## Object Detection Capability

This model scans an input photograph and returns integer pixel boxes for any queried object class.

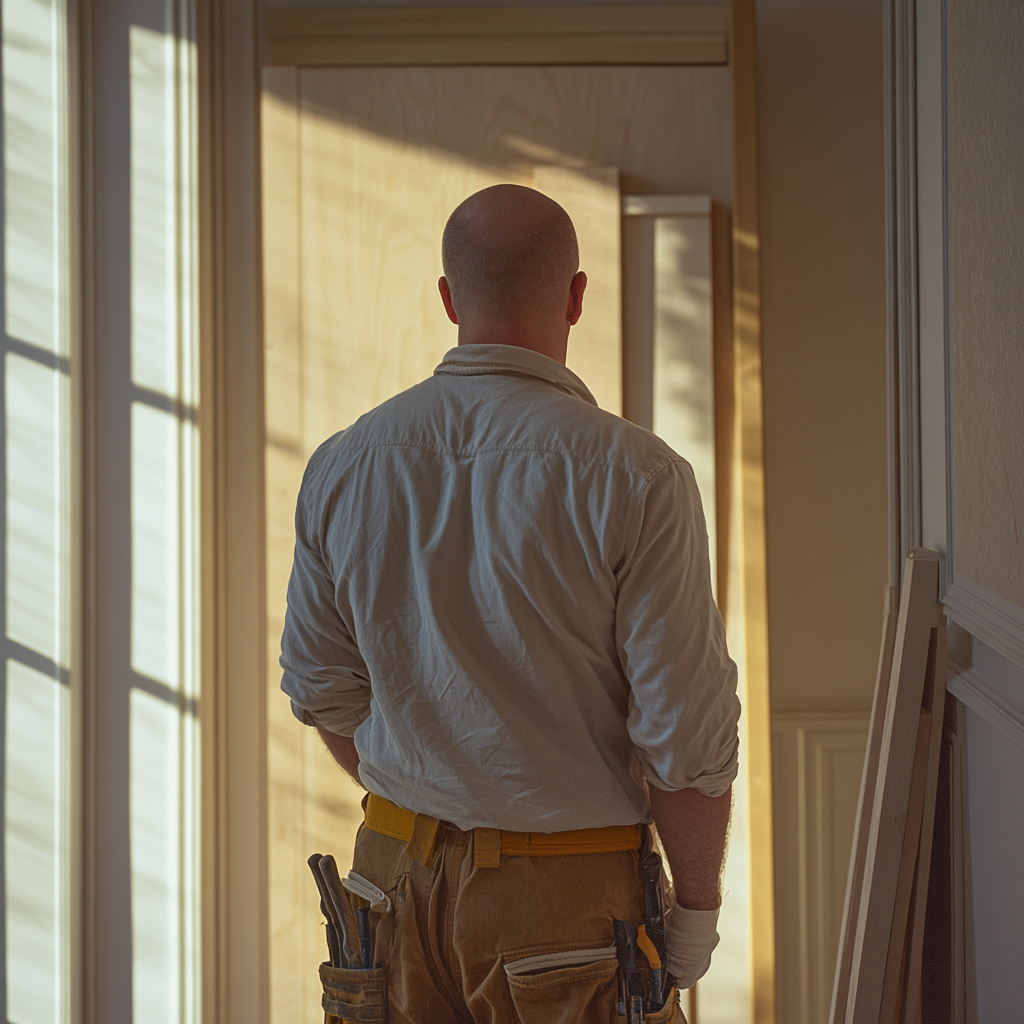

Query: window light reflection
[128,20,200,1024]
[3,0,71,1020]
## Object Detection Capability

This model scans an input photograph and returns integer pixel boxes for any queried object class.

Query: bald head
[441,184,579,320]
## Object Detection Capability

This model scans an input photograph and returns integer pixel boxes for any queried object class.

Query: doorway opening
[258,15,772,1020]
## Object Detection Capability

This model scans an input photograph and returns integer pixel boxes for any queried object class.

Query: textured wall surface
[756,0,889,710]
[948,0,1024,611]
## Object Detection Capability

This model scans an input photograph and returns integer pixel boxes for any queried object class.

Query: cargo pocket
[320,962,388,1023]
[504,948,620,1024]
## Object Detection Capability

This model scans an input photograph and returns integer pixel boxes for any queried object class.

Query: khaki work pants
[321,819,685,1024]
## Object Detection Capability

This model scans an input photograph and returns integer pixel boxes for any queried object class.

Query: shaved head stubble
[441,184,580,321]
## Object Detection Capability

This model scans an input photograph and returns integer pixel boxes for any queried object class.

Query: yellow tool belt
[364,792,642,868]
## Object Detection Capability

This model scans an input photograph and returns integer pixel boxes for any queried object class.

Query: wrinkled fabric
[281,344,740,832]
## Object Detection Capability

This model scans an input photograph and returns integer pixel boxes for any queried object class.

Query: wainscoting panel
[772,710,870,1024]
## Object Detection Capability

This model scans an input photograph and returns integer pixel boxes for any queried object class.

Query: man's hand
[317,727,364,788]
[648,784,732,989]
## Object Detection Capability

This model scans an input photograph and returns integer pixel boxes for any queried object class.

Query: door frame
[200,4,775,1021]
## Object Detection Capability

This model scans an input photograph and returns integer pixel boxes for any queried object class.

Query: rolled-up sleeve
[280,459,372,736]
[615,460,740,797]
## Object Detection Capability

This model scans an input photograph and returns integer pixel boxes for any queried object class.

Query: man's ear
[567,271,587,326]
[438,276,459,325]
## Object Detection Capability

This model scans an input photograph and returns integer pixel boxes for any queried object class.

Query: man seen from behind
[281,183,740,1024]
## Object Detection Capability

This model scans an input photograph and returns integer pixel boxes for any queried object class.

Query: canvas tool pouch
[319,962,388,1024]
[613,986,687,1024]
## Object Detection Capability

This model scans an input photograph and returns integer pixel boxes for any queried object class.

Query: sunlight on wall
[652,216,716,590]
[2,0,71,1020]
[128,19,200,1024]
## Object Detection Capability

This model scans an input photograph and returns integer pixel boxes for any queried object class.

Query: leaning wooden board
[830,584,898,1022]
[900,625,947,1024]
[835,548,945,1024]
[876,632,943,1024]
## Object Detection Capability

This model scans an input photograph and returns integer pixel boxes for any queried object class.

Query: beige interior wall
[756,3,888,1020]
[755,0,889,712]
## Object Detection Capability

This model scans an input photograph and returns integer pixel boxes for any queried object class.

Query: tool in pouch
[614,918,647,1023]
[310,855,390,1024]
[639,848,669,1012]
[308,854,391,968]
[319,855,363,968]
[307,853,345,968]
[612,844,672,1023]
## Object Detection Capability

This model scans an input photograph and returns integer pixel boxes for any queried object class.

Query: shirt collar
[434,344,598,407]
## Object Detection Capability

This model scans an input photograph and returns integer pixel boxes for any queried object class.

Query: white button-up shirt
[281,344,739,832]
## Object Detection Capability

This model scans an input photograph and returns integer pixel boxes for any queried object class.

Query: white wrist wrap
[663,903,721,991]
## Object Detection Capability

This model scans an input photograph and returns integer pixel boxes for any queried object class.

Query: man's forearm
[648,784,732,910]
[317,727,364,788]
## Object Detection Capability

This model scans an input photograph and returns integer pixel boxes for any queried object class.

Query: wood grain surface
[278,65,732,201]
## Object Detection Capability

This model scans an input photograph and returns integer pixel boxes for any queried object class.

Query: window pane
[128,18,200,1024]
[2,0,70,1020]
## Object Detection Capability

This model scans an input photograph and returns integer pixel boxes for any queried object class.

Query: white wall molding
[772,708,871,1024]
[947,658,1024,752]
[945,579,1024,674]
